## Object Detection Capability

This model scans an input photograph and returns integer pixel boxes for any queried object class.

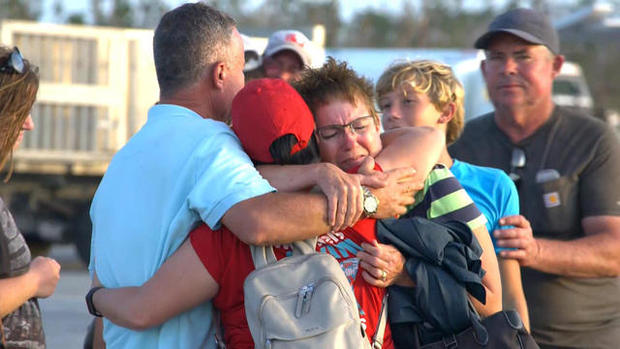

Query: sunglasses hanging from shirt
[509,147,526,188]
[509,117,562,190]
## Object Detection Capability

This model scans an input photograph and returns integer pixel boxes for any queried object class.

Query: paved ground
[39,244,92,349]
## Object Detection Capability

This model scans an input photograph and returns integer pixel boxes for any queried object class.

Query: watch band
[85,286,105,317]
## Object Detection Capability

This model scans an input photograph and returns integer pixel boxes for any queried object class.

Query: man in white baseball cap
[262,30,315,82]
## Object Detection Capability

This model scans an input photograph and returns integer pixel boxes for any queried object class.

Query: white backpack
[243,238,387,349]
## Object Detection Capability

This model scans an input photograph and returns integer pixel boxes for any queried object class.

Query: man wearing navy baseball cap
[451,8,620,349]
[474,8,560,54]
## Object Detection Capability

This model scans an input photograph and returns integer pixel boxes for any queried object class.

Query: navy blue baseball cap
[475,8,560,54]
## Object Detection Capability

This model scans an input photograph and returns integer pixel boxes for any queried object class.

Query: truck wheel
[73,208,92,267]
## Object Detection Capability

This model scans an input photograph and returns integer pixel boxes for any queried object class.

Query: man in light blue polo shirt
[90,102,273,348]
[88,4,418,349]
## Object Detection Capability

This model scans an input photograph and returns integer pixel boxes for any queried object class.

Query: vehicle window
[553,79,582,96]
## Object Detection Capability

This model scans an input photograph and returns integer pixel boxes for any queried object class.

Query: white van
[552,61,593,111]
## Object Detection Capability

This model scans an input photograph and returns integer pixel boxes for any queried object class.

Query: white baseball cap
[241,33,263,72]
[263,30,313,67]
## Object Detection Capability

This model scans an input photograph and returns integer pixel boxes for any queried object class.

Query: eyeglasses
[316,116,375,140]
[509,147,526,188]
[0,47,25,75]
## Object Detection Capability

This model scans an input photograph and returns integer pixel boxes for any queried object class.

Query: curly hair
[292,57,379,125]
[0,46,39,181]
[376,60,465,144]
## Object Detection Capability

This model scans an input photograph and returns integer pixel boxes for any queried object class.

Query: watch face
[364,197,378,213]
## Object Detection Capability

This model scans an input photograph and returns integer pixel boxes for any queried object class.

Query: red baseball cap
[231,78,315,163]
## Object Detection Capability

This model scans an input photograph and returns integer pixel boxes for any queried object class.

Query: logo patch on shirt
[543,192,561,208]
[340,258,359,285]
[317,231,345,246]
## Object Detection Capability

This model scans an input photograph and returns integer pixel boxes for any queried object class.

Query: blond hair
[0,46,39,181]
[376,60,464,144]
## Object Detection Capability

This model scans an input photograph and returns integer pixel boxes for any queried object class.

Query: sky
[40,0,516,24]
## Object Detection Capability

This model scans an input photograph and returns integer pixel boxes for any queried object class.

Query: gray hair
[153,2,236,98]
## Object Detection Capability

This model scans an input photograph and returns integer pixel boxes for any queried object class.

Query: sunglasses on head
[0,47,25,75]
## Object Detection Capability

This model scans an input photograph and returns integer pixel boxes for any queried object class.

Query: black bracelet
[85,286,105,317]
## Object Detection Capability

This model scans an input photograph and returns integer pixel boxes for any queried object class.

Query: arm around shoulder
[222,192,332,245]
[92,240,218,330]
[378,126,444,178]
[257,163,324,192]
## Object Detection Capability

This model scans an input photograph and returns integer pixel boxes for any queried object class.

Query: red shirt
[316,219,392,345]
[190,219,393,349]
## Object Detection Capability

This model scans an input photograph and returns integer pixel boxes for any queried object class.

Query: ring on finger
[380,269,387,281]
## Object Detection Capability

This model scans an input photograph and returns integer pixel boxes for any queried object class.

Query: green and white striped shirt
[407,164,487,230]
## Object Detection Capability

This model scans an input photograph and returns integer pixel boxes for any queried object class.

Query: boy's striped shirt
[406,164,487,230]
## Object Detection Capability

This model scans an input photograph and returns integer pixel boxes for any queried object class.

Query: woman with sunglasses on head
[0,45,61,348]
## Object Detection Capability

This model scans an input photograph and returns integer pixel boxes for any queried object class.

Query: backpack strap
[372,293,389,349]
[249,238,317,269]
[213,309,227,349]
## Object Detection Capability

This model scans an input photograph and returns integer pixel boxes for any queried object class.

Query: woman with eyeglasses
[0,45,61,348]
[87,61,497,348]
[293,58,502,322]
[87,78,443,349]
